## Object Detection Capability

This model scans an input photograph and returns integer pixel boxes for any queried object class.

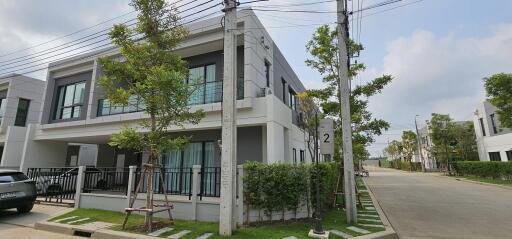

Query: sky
[0,0,511,156]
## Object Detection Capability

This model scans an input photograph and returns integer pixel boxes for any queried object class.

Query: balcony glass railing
[97,80,244,117]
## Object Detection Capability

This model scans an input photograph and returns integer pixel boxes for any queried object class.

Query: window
[489,152,501,161]
[300,150,305,163]
[0,98,5,123]
[98,95,146,116]
[188,64,221,105]
[54,82,85,120]
[293,148,297,164]
[507,151,512,161]
[289,87,297,110]
[264,60,270,87]
[479,118,486,136]
[490,114,498,134]
[281,78,286,103]
[14,98,30,126]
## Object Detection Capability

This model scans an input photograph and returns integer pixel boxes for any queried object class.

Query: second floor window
[188,64,221,105]
[14,98,30,126]
[55,82,85,120]
[479,118,486,136]
[490,113,498,134]
[289,87,297,110]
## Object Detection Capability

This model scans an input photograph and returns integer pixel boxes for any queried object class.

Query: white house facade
[473,100,512,162]
[0,74,44,168]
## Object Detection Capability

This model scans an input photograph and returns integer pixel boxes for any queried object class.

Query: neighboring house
[473,100,512,162]
[0,74,44,168]
[417,124,438,170]
[16,11,313,221]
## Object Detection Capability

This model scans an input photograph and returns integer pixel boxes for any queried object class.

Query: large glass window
[14,98,30,126]
[490,114,498,134]
[55,82,85,120]
[489,152,501,161]
[161,141,216,195]
[479,118,486,136]
[188,64,221,105]
[97,95,146,116]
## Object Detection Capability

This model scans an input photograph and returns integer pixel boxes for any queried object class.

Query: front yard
[48,177,385,239]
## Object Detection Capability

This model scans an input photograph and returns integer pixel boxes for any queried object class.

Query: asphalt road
[0,204,77,239]
[365,167,512,239]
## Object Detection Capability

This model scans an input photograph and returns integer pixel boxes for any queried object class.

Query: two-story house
[473,100,512,161]
[0,74,44,168]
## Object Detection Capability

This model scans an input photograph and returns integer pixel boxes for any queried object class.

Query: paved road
[365,167,512,239]
[0,204,77,239]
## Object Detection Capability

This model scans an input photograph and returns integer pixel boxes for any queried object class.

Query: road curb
[35,221,156,239]
[439,175,512,190]
[355,178,399,239]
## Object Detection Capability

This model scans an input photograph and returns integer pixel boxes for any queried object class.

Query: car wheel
[17,203,34,213]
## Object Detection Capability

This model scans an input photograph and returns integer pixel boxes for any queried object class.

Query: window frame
[281,78,286,104]
[54,81,86,120]
[264,60,271,88]
[506,150,512,161]
[479,118,486,136]
[489,152,501,161]
[187,63,220,105]
[490,113,498,134]
[293,148,297,164]
[300,149,305,163]
[14,98,30,127]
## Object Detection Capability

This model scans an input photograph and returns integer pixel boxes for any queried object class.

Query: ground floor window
[507,151,512,161]
[300,150,305,163]
[489,152,501,161]
[160,141,216,194]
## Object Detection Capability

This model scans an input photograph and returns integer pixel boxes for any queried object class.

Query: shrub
[243,161,339,223]
[453,161,512,180]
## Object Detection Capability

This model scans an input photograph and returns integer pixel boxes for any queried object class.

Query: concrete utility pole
[219,0,237,236]
[336,0,357,223]
[415,115,426,172]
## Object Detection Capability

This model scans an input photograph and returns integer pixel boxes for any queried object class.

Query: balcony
[97,80,244,117]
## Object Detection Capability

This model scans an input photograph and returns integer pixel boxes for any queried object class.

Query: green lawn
[454,176,512,187]
[49,177,383,239]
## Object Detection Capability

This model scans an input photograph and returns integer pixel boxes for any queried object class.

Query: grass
[454,175,512,187]
[49,176,384,239]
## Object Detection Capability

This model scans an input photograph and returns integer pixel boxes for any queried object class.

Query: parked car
[0,170,37,213]
[34,167,112,195]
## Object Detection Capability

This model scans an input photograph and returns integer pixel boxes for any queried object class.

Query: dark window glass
[14,98,30,126]
[507,151,512,161]
[54,82,85,120]
[281,78,286,103]
[0,172,29,183]
[300,150,305,163]
[490,114,498,134]
[489,152,501,161]
[289,87,297,110]
[97,95,146,117]
[479,118,486,136]
[293,148,297,164]
[265,61,270,87]
[188,64,221,105]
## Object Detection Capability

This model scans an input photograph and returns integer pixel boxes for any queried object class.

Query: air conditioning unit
[259,87,272,97]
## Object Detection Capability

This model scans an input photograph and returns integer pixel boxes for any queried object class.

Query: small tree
[452,122,478,161]
[97,0,204,231]
[428,113,455,171]
[484,73,512,129]
[401,131,417,162]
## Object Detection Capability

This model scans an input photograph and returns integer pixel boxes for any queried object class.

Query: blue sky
[0,0,511,156]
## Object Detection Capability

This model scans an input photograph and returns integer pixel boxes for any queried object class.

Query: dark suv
[0,170,37,213]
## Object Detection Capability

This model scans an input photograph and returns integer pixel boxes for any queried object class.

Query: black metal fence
[26,167,78,204]
[83,167,130,194]
[200,167,221,199]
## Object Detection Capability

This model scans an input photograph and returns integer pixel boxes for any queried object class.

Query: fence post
[126,166,137,209]
[74,166,86,209]
[191,165,201,221]
[237,165,244,226]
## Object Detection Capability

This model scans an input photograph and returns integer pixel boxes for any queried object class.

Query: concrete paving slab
[196,233,213,239]
[148,227,174,236]
[282,236,298,239]
[167,230,191,239]
[66,217,90,224]
[358,214,379,218]
[347,226,370,234]
[329,229,353,238]
[358,218,381,223]
[358,223,385,228]
[54,216,78,223]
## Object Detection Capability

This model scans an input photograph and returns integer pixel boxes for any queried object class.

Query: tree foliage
[98,0,204,157]
[484,73,512,128]
[401,130,417,162]
[305,25,392,163]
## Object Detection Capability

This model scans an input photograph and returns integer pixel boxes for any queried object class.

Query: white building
[417,125,438,170]
[12,11,315,222]
[0,74,44,168]
[473,100,512,161]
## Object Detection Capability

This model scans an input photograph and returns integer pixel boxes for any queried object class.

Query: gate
[26,167,78,206]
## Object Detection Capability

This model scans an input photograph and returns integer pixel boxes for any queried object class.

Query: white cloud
[367,24,512,156]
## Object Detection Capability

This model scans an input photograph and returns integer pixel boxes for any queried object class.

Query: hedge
[243,161,339,223]
[453,161,512,180]
[387,160,422,172]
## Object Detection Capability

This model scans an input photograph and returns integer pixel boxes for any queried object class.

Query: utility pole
[219,0,237,236]
[415,115,426,172]
[336,0,357,223]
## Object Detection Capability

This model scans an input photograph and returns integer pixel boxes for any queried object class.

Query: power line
[0,0,219,73]
[0,3,222,79]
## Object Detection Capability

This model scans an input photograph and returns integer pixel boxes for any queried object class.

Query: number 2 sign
[319,118,334,155]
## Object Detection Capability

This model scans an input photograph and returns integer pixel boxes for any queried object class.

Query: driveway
[0,204,77,238]
[365,167,512,239]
